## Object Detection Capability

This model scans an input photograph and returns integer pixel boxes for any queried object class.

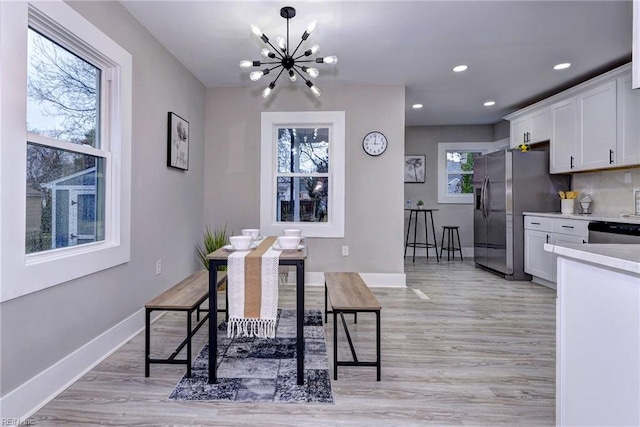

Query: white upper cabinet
[578,81,617,170]
[508,107,550,149]
[508,63,640,173]
[550,98,578,173]
[617,73,640,165]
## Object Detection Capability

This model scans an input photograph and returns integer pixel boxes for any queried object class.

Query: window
[0,1,132,301]
[437,143,492,204]
[260,111,345,237]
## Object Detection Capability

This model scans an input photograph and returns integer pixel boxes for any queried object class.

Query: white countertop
[523,211,640,225]
[544,243,640,276]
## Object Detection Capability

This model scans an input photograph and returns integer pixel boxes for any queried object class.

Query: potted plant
[417,200,425,209]
[196,224,228,271]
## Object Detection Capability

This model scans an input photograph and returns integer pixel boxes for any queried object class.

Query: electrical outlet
[156,260,162,275]
[341,245,349,256]
[624,171,632,184]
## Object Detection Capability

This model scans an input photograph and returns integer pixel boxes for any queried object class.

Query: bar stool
[440,226,463,261]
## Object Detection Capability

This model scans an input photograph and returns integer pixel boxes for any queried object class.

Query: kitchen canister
[561,199,574,214]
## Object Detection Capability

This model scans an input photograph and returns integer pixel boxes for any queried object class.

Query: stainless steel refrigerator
[473,149,570,280]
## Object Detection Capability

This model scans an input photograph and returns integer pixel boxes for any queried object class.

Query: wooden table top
[206,236,307,261]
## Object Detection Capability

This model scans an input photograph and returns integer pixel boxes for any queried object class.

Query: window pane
[447,173,474,194]
[26,142,105,254]
[27,28,100,147]
[276,176,328,223]
[446,151,477,194]
[277,127,329,174]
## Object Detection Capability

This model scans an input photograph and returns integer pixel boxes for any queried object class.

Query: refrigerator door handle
[481,176,489,220]
[484,176,492,221]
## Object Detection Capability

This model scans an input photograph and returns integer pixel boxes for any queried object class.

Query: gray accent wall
[203,85,405,275]
[1,1,205,395]
[404,125,495,252]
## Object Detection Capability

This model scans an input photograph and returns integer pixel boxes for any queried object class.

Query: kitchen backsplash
[571,167,640,217]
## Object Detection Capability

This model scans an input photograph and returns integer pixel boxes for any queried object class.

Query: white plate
[272,243,305,251]
[223,244,256,251]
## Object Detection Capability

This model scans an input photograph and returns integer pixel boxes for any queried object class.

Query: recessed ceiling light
[553,63,571,70]
[484,101,496,107]
[453,65,468,72]
[412,104,423,109]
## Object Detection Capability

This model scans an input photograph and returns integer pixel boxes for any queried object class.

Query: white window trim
[437,142,492,204]
[0,1,132,302]
[260,111,345,238]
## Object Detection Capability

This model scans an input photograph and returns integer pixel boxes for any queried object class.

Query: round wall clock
[362,131,388,156]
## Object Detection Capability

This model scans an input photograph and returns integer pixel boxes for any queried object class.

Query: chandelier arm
[256,61,283,65]
[264,39,286,60]
[292,67,310,83]
[273,67,286,84]
[290,39,306,58]
[293,59,318,64]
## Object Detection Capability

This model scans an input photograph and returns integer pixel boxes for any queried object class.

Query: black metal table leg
[208,262,219,384]
[296,260,305,386]
[145,308,151,377]
[429,211,440,262]
[376,310,381,381]
[411,210,418,262]
[186,309,192,378]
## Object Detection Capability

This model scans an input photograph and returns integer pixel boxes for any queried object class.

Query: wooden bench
[324,272,382,381]
[145,270,227,378]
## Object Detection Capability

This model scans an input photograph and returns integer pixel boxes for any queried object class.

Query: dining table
[206,236,307,385]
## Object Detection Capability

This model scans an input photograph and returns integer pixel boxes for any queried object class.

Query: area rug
[168,309,333,403]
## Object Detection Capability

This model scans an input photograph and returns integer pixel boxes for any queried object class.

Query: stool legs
[440,227,463,261]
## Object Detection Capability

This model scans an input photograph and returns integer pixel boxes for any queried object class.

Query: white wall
[204,85,405,280]
[404,125,495,254]
[0,0,205,408]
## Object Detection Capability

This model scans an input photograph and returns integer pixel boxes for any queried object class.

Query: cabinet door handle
[609,149,614,164]
[582,239,587,244]
[561,225,574,229]
[527,132,531,143]
[546,234,550,244]
[531,222,541,225]
[570,156,574,169]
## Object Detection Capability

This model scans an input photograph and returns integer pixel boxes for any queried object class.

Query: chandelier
[239,6,338,98]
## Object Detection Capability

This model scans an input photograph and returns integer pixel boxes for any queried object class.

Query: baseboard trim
[404,246,473,258]
[304,271,406,287]
[0,308,163,421]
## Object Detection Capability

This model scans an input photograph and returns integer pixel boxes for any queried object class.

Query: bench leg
[333,311,338,381]
[376,310,381,381]
[325,281,328,323]
[186,310,193,378]
[145,308,151,377]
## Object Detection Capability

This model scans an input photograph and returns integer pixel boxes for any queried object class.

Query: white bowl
[241,228,260,239]
[283,229,302,237]
[277,236,301,250]
[229,235,252,250]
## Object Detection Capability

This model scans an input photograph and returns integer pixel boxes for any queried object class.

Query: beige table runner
[227,236,279,338]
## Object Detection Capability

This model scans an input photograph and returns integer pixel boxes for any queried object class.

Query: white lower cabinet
[524,215,588,286]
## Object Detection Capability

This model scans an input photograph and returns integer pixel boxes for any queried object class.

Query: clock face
[362,131,388,156]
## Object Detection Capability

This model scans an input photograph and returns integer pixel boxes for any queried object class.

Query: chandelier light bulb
[306,20,318,34]
[323,55,338,64]
[260,48,275,58]
[251,25,263,38]
[310,85,321,97]
[310,44,319,54]
[302,66,319,78]
[250,71,264,81]
[276,36,287,51]
[262,81,276,98]
[289,70,297,82]
[239,60,253,69]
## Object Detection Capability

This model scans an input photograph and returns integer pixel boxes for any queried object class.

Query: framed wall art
[404,155,426,183]
[167,112,189,170]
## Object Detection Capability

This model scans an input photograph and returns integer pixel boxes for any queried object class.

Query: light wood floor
[31,259,556,426]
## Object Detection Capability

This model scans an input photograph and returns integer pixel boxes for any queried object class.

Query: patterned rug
[168,309,333,403]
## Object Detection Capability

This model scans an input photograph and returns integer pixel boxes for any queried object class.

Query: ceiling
[121,1,633,127]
